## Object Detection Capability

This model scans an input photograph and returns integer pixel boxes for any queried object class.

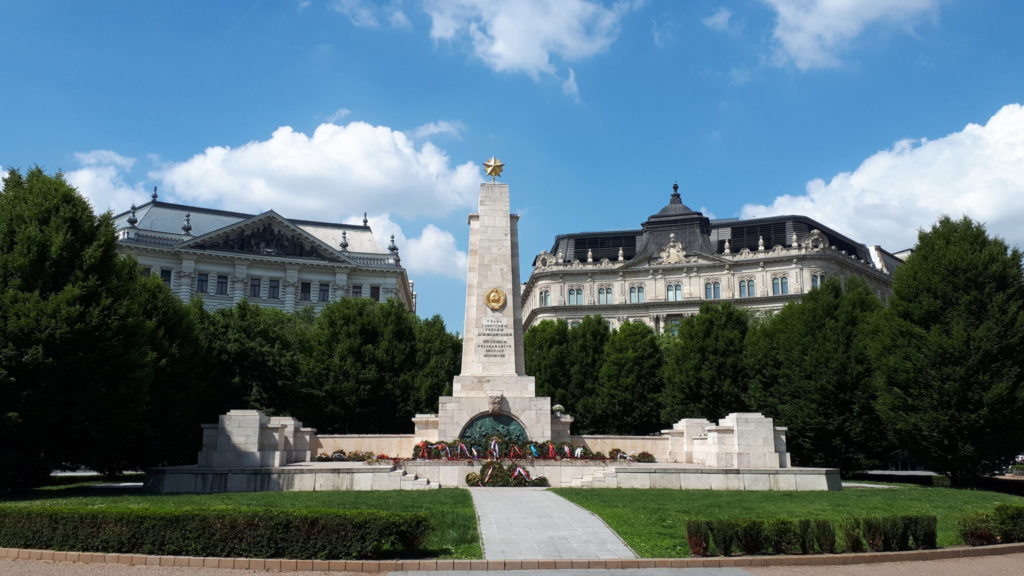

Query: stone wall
[315,434,416,459]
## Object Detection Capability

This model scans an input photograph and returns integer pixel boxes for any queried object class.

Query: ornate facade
[113,193,415,313]
[522,184,902,332]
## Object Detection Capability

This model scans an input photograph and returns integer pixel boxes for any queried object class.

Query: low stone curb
[3,543,1024,571]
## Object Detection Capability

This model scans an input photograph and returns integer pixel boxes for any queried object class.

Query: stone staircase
[390,467,438,490]
[561,468,619,488]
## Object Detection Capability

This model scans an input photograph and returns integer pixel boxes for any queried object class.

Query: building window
[318,283,330,302]
[811,274,825,289]
[159,269,172,286]
[351,285,362,298]
[629,285,645,303]
[249,278,261,298]
[597,286,613,304]
[196,273,208,294]
[300,282,311,301]
[738,279,754,298]
[704,281,721,300]
[216,275,228,295]
[568,287,583,305]
[666,283,682,302]
[665,318,681,337]
[268,279,280,299]
[540,289,550,307]
[772,276,790,295]
[370,285,381,302]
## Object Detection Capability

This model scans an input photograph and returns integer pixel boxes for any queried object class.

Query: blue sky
[3,0,1024,332]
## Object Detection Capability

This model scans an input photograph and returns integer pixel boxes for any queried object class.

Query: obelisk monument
[428,157,560,443]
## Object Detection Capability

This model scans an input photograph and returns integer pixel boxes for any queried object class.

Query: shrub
[709,519,738,556]
[861,517,884,552]
[685,520,710,557]
[635,451,656,463]
[840,518,864,553]
[0,507,431,559]
[881,516,910,551]
[904,515,937,549]
[958,512,999,546]
[1010,464,1024,476]
[813,519,836,554]
[994,505,1024,543]
[766,519,799,554]
[796,519,814,554]
[736,520,767,555]
[465,472,480,486]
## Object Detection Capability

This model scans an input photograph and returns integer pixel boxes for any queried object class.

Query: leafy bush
[994,504,1024,543]
[766,519,799,554]
[1009,464,1024,476]
[635,452,656,463]
[905,515,937,549]
[796,519,814,554]
[861,517,884,552]
[811,519,835,553]
[736,520,767,555]
[685,520,710,557]
[881,516,910,551]
[0,507,431,559]
[709,519,738,556]
[958,512,999,546]
[840,518,865,553]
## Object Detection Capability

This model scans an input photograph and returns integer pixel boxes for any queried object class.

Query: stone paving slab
[469,487,637,560]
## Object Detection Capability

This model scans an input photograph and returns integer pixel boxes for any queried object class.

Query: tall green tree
[524,319,570,402]
[661,302,751,423]
[0,168,155,485]
[874,216,1024,484]
[303,298,418,433]
[592,321,663,435]
[565,316,610,433]
[411,315,461,412]
[744,277,887,472]
[193,300,313,418]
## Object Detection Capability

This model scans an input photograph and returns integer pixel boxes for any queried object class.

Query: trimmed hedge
[0,506,431,560]
[959,504,1024,546]
[686,515,937,556]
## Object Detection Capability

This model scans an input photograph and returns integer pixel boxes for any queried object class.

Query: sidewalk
[469,487,637,560]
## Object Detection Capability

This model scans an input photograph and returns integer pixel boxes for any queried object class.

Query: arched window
[811,274,825,289]
[597,286,613,304]
[540,289,550,307]
[666,283,682,302]
[705,281,721,300]
[738,279,755,298]
[772,276,790,295]
[568,288,583,305]
[629,285,645,303]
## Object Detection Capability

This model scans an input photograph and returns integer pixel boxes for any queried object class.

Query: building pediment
[179,211,347,262]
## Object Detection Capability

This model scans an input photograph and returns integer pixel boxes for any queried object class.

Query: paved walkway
[469,487,637,560]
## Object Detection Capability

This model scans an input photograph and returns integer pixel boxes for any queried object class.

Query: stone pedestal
[197,409,316,468]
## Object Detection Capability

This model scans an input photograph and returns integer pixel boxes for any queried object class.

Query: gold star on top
[483,156,505,181]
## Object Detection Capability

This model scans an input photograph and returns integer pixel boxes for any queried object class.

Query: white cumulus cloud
[345,213,467,280]
[66,150,144,214]
[741,104,1024,251]
[763,0,938,70]
[154,121,479,221]
[424,0,637,78]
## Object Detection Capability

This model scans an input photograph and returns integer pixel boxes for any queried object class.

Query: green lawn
[553,486,1024,558]
[0,487,481,559]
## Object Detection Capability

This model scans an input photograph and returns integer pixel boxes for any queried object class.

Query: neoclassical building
[522,184,902,332]
[113,191,415,313]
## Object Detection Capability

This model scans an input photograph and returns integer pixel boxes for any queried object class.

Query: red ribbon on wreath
[512,466,531,481]
[418,440,428,459]
[510,445,523,459]
[547,442,556,459]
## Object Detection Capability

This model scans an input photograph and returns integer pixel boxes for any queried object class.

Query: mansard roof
[535,184,876,267]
